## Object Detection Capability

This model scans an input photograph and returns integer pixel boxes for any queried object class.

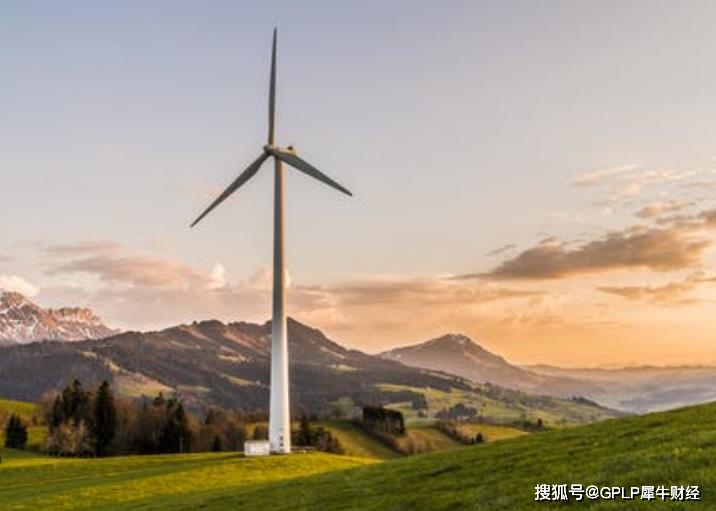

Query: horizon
[3,286,716,371]
[3,1,716,366]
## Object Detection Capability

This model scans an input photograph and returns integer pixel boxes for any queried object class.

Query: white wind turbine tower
[190,28,352,454]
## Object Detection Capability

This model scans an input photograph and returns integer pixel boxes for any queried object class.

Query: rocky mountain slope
[0,291,116,344]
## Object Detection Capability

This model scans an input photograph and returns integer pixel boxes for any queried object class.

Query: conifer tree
[93,380,117,456]
[4,414,28,449]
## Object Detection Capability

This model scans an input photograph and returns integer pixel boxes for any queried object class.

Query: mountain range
[381,333,716,413]
[0,306,618,425]
[0,291,710,415]
[0,291,116,344]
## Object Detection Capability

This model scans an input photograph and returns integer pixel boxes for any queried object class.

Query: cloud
[207,263,228,290]
[682,179,716,190]
[45,241,223,291]
[596,273,716,306]
[571,164,641,187]
[485,244,516,257]
[699,208,716,228]
[636,200,692,220]
[570,163,702,204]
[299,277,543,309]
[0,274,39,297]
[653,207,716,230]
[42,261,548,337]
[44,240,123,256]
[606,169,695,200]
[50,254,215,289]
[478,227,710,280]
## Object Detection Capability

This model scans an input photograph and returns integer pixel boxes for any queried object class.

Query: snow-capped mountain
[0,291,117,344]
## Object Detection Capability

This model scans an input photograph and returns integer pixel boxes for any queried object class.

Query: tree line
[436,420,484,445]
[25,379,341,457]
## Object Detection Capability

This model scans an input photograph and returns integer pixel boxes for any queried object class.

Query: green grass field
[0,451,375,510]
[395,423,462,453]
[318,420,401,460]
[2,402,716,509]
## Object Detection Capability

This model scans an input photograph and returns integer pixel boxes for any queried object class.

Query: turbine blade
[267,148,352,197]
[190,153,269,227]
[268,28,277,144]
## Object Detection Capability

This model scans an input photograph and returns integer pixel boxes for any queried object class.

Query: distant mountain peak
[381,332,539,388]
[428,333,475,347]
[404,333,501,360]
[380,332,602,399]
[0,291,117,345]
[0,290,34,309]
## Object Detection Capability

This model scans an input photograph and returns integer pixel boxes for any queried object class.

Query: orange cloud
[598,273,716,306]
[479,228,710,280]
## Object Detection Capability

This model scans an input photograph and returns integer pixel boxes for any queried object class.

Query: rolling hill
[1,401,713,509]
[0,318,618,426]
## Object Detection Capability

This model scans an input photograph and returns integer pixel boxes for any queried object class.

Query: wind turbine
[190,28,352,454]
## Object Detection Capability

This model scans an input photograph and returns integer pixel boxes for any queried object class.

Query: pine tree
[50,395,63,431]
[93,380,117,456]
[174,403,191,453]
[159,401,192,453]
[60,379,91,427]
[4,414,28,449]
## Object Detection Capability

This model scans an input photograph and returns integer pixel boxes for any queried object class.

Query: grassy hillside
[379,383,618,426]
[318,420,401,460]
[0,398,36,419]
[318,419,523,458]
[395,423,462,453]
[452,422,527,442]
[237,402,716,510]
[2,402,715,509]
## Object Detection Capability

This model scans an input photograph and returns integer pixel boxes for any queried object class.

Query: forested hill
[0,318,618,424]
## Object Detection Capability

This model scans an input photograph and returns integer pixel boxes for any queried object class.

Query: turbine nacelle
[263,144,297,155]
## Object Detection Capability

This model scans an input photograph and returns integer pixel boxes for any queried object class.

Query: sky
[2,1,716,366]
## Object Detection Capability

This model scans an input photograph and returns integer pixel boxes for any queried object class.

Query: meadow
[2,401,715,509]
